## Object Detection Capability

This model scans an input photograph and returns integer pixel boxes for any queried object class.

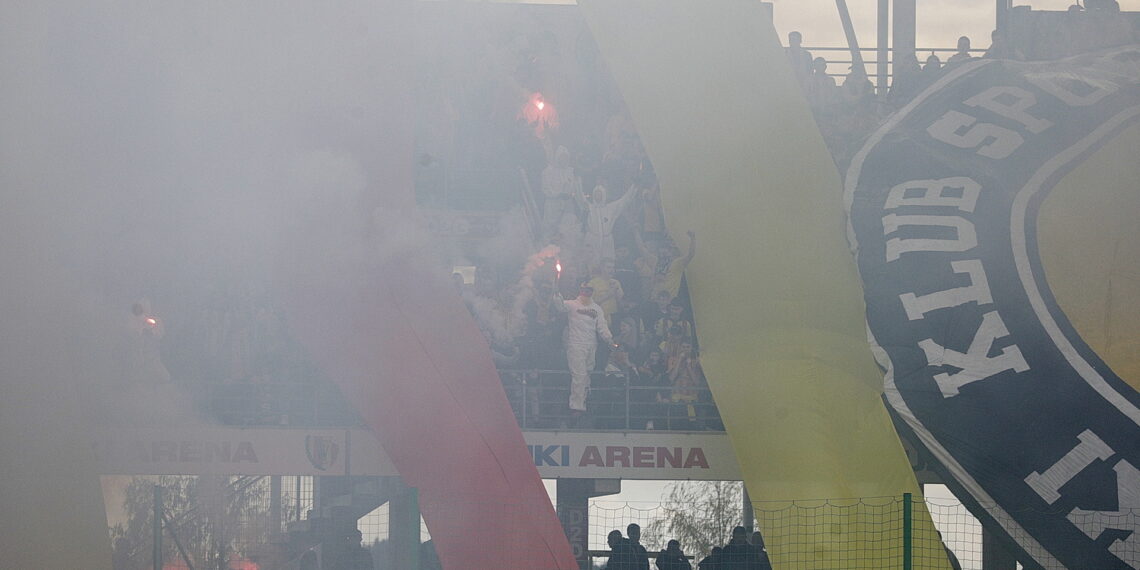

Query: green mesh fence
[109,477,1001,569]
[591,492,986,570]
[749,495,952,570]
[108,475,284,570]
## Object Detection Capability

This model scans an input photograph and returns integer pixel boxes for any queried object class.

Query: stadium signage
[94,427,740,480]
[101,439,259,464]
[847,46,1140,569]
[92,427,359,476]
[524,432,738,480]
[528,444,709,469]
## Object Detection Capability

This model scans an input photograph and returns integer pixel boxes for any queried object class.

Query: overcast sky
[772,0,1140,50]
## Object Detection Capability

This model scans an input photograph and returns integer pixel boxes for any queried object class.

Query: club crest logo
[305,435,340,472]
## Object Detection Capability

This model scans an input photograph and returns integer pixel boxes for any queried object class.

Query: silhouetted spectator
[750,531,774,570]
[841,65,875,106]
[656,539,693,570]
[721,526,763,569]
[785,31,814,90]
[627,523,651,570]
[947,36,975,65]
[984,29,1023,60]
[921,53,943,81]
[606,529,637,570]
[697,546,724,570]
[807,57,839,108]
[340,528,373,570]
[888,53,923,104]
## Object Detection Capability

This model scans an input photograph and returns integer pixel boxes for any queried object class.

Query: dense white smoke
[1,1,420,566]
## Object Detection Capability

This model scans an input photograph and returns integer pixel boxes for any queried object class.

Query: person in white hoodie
[557,282,615,418]
[578,183,638,273]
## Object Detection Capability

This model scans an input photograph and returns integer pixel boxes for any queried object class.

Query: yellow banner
[1039,122,1140,391]
[577,1,947,567]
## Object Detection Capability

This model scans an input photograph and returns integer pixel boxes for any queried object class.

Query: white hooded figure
[123,299,171,385]
[556,282,614,414]
[579,184,636,272]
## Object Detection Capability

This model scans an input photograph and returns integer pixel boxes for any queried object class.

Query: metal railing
[804,45,989,92]
[497,368,725,432]
[189,379,362,427]
[186,369,726,433]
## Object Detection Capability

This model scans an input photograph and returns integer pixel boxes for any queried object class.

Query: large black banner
[847,46,1140,569]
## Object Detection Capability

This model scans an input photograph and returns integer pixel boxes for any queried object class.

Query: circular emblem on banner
[845,45,1140,569]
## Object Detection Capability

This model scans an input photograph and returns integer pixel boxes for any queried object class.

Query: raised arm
[681,230,696,265]
[611,183,639,214]
[573,184,589,211]
[668,355,682,383]
[552,291,570,314]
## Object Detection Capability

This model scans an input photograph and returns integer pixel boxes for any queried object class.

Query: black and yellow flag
[578,1,946,567]
[848,46,1140,568]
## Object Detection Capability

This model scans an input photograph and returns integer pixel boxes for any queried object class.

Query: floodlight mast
[835,0,866,71]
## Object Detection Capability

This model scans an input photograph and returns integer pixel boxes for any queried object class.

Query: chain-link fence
[590,491,987,570]
[108,477,1036,570]
[109,475,320,570]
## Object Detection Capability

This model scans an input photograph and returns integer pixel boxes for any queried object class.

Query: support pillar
[877,0,889,96]
[982,526,1018,570]
[557,478,621,570]
[742,486,755,533]
[835,0,866,71]
[313,474,323,518]
[389,479,421,570]
[996,0,1012,31]
[153,485,162,570]
[270,476,282,537]
[893,0,917,67]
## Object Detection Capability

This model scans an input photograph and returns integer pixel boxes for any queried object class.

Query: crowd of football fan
[122,4,1138,433]
[598,523,772,570]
